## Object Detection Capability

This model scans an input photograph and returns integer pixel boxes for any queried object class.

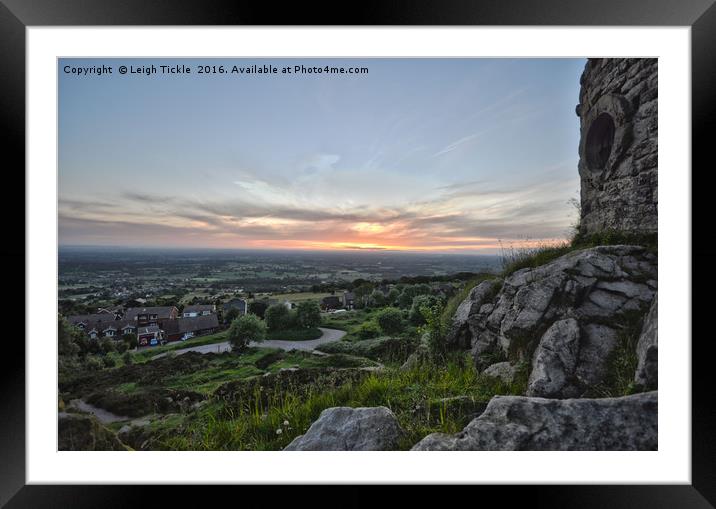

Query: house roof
[321,296,341,304]
[183,304,214,313]
[223,298,247,310]
[179,314,219,334]
[137,325,161,335]
[124,306,177,320]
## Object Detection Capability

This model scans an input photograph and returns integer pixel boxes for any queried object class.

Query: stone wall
[576,58,657,235]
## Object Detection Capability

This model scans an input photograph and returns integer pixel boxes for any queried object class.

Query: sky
[58,58,586,254]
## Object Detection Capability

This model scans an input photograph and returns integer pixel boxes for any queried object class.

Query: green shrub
[375,307,404,335]
[356,321,381,340]
[409,295,442,326]
[265,304,291,331]
[228,314,267,351]
[295,301,321,329]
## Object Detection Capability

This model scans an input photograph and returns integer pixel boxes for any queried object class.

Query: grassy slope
[157,355,520,451]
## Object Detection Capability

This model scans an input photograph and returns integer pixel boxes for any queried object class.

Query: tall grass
[156,355,520,451]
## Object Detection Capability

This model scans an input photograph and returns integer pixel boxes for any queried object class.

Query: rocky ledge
[462,245,657,398]
[412,391,657,451]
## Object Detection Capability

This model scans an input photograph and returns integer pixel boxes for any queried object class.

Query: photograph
[56,56,659,452]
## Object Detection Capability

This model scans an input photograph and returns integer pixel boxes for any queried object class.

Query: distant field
[269,291,335,302]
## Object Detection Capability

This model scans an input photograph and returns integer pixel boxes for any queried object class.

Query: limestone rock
[482,362,517,385]
[445,279,501,349]
[466,246,655,397]
[411,391,657,451]
[527,318,581,398]
[58,412,130,451]
[284,406,403,451]
[634,294,658,389]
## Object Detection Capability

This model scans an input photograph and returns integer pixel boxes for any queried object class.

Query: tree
[122,351,133,366]
[387,288,400,306]
[248,300,269,319]
[122,333,138,350]
[409,295,442,325]
[368,290,386,308]
[265,303,290,331]
[375,307,404,336]
[58,314,81,357]
[99,337,116,355]
[296,301,321,329]
[224,307,240,324]
[419,301,448,360]
[228,314,267,351]
[353,282,374,309]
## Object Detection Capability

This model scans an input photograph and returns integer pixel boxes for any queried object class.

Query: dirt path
[68,399,132,424]
[152,327,346,359]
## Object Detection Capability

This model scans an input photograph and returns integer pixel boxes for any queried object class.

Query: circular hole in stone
[585,112,615,171]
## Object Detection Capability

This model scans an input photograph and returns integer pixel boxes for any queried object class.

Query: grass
[131,330,229,362]
[269,292,333,303]
[585,309,646,398]
[266,327,322,341]
[321,309,380,341]
[499,230,658,278]
[154,354,520,451]
[316,336,419,365]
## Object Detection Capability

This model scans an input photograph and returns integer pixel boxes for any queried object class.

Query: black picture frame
[3,0,712,505]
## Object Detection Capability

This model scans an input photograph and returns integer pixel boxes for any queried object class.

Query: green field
[268,291,335,303]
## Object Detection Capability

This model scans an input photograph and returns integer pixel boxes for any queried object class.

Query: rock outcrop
[445,279,501,349]
[284,406,403,451]
[577,58,658,235]
[412,391,657,451]
[634,294,658,389]
[58,412,130,451]
[465,245,656,397]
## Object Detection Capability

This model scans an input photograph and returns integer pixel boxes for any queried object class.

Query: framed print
[3,0,713,504]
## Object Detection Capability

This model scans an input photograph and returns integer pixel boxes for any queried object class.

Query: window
[585,112,615,171]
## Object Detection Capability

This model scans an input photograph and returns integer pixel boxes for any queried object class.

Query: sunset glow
[59,58,585,254]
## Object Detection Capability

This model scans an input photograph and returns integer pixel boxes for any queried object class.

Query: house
[182,304,215,317]
[320,295,341,311]
[124,306,178,326]
[163,314,220,342]
[222,298,247,316]
[137,325,163,347]
[67,314,136,340]
[342,292,355,310]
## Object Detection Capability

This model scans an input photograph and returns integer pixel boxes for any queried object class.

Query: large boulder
[445,279,501,349]
[465,246,656,396]
[634,294,658,389]
[412,391,657,451]
[284,406,403,451]
[58,412,130,451]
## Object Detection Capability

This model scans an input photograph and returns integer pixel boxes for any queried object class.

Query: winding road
[152,327,346,359]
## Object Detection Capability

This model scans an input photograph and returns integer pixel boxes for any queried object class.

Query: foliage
[158,357,520,451]
[122,351,133,366]
[368,290,386,308]
[264,303,291,331]
[295,301,321,329]
[266,327,322,342]
[122,333,138,350]
[409,294,442,326]
[228,314,267,351]
[375,307,404,335]
[248,300,269,319]
[419,301,449,360]
[223,307,241,324]
[499,240,573,277]
[356,321,381,340]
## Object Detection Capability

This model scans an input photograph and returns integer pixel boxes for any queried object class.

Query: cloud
[432,130,487,157]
